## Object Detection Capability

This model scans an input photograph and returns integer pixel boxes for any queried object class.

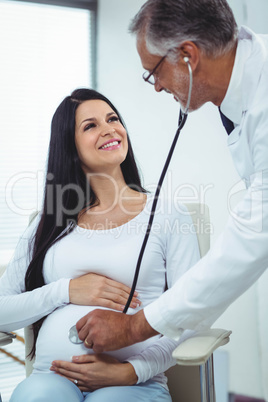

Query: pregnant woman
[0,89,199,402]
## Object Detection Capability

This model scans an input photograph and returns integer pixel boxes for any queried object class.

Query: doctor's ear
[177,42,200,71]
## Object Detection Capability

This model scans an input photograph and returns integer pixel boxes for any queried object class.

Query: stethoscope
[69,56,193,344]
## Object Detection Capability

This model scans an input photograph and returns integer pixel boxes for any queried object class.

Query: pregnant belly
[33,304,160,373]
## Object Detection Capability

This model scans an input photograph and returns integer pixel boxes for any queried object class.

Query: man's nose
[154,80,164,93]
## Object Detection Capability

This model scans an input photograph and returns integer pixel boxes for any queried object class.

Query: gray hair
[129,0,238,60]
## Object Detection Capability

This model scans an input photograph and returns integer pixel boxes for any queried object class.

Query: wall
[217,1,268,398]
[97,0,267,398]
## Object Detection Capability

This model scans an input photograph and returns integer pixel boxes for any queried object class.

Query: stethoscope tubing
[123,57,193,313]
[123,110,188,313]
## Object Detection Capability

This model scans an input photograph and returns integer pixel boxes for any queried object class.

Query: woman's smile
[99,139,121,151]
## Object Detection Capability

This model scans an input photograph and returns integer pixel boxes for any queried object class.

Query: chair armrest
[0,331,16,347]
[172,328,232,366]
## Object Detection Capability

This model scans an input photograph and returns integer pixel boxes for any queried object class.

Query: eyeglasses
[142,55,167,85]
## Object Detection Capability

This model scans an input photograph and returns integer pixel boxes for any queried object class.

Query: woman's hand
[50,354,138,392]
[69,273,141,311]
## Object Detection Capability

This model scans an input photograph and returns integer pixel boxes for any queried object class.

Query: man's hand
[76,309,158,353]
[50,354,138,392]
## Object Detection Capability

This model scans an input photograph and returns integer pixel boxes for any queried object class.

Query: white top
[144,26,268,339]
[0,195,199,388]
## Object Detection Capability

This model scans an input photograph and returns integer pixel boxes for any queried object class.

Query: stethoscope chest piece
[68,325,83,344]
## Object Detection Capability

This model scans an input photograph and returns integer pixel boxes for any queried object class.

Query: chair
[165,203,231,401]
[0,332,16,348]
[1,204,231,401]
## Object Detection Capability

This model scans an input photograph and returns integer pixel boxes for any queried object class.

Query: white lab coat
[144,26,268,340]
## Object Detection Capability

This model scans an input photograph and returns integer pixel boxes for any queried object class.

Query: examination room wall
[97,0,268,399]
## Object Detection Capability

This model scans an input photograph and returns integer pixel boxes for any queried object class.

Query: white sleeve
[144,169,268,340]
[0,220,70,331]
[126,335,178,384]
[127,206,200,383]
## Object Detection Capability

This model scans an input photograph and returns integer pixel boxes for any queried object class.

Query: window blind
[0,0,96,265]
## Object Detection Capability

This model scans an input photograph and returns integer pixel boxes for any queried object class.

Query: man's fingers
[76,311,107,352]
[76,314,88,334]
[76,309,107,339]
[92,343,105,353]
[84,338,93,349]
[76,309,133,353]
[77,325,87,341]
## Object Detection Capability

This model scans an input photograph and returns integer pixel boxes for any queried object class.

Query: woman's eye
[108,116,119,123]
[84,123,96,131]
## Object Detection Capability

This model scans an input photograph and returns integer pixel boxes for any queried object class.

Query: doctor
[76,0,268,352]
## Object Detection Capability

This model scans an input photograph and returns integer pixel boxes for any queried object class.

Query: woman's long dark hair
[25,88,146,358]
